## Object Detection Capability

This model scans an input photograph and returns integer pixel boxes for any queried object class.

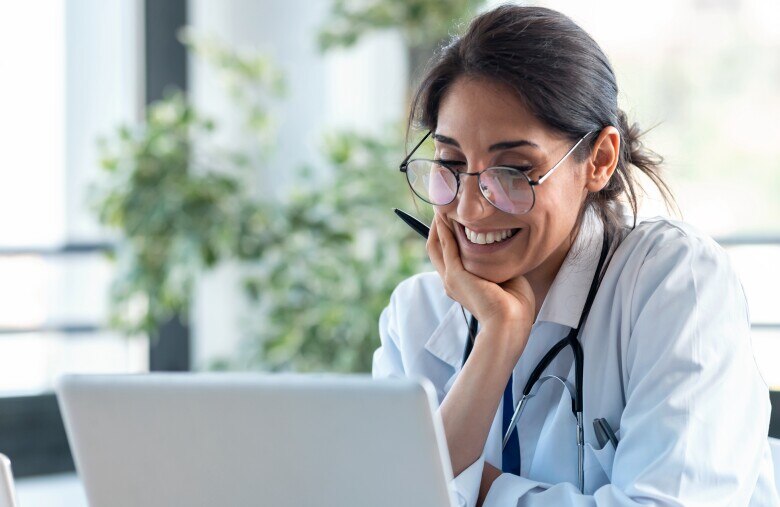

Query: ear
[584,126,620,192]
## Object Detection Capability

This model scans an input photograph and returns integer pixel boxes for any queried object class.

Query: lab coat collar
[422,207,604,369]
[536,207,604,329]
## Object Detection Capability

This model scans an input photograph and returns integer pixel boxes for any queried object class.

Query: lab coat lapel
[423,300,469,371]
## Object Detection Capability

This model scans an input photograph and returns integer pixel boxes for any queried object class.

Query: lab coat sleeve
[373,280,485,507]
[481,231,773,506]
[448,453,485,507]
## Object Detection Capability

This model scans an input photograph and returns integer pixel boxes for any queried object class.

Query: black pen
[593,419,609,448]
[393,208,430,239]
[593,418,619,448]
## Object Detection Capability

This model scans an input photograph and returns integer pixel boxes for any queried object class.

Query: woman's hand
[430,213,536,476]
[478,463,503,506]
[427,213,536,352]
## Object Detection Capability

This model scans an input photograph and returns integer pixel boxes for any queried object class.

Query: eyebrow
[433,133,540,152]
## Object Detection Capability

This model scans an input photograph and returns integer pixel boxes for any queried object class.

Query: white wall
[187,0,407,369]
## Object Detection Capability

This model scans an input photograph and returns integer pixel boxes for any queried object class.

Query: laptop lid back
[57,373,455,507]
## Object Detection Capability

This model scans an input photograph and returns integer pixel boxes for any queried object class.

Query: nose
[456,172,495,222]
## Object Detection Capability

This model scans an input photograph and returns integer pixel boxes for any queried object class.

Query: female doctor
[372,5,778,506]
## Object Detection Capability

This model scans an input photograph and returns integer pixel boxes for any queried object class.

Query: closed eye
[434,159,466,168]
[499,165,533,173]
[434,160,534,174]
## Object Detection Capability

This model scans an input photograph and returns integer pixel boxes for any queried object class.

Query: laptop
[56,373,457,507]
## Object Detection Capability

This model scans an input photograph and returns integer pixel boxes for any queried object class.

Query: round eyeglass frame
[399,130,594,215]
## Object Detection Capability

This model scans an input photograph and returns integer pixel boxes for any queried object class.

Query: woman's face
[433,76,591,285]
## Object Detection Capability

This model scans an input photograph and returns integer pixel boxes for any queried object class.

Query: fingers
[431,215,471,304]
[426,214,445,276]
[435,215,463,272]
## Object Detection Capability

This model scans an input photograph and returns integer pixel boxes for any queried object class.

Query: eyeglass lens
[406,160,535,214]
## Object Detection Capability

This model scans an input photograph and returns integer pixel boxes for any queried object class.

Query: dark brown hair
[408,5,675,237]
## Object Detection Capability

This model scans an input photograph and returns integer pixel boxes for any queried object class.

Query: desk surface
[16,473,86,507]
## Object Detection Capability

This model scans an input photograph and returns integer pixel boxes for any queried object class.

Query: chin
[461,260,516,285]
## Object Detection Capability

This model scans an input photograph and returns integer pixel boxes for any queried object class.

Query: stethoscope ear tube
[568,231,610,414]
[503,375,577,448]
[502,374,585,494]
[569,335,584,414]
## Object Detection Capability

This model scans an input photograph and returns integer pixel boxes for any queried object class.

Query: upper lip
[454,221,521,233]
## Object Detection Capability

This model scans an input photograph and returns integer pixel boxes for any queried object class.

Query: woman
[373,5,777,506]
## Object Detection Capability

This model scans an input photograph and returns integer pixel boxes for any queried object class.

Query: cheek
[519,201,569,253]
[534,173,584,219]
[561,166,589,202]
[434,202,458,219]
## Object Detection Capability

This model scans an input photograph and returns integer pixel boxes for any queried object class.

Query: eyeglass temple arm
[530,131,594,186]
[399,130,432,171]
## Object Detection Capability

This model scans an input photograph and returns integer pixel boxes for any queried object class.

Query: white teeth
[464,226,517,245]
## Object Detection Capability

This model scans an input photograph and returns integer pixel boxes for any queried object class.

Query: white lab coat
[373,212,779,506]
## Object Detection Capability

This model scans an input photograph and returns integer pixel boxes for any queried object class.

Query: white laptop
[56,373,456,507]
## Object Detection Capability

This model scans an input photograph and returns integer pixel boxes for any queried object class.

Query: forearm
[440,326,522,476]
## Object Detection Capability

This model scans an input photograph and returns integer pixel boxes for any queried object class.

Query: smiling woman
[374,5,778,507]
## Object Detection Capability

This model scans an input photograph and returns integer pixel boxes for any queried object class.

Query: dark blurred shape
[145,0,187,103]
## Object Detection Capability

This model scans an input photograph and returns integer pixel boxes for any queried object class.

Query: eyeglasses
[399,131,593,215]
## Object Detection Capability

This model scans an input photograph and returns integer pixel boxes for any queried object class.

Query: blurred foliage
[231,0,489,372]
[318,0,485,52]
[179,27,285,153]
[94,0,470,371]
[236,129,428,372]
[93,33,284,337]
[242,0,482,372]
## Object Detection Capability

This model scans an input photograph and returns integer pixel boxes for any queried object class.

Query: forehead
[436,76,561,148]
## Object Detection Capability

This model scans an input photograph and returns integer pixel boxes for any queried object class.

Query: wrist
[478,463,502,506]
[481,315,532,341]
[479,301,533,333]
[481,313,531,333]
[474,319,531,363]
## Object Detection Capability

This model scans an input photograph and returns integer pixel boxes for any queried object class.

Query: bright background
[0,0,778,504]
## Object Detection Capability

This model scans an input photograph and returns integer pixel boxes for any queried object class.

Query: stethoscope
[461,230,611,494]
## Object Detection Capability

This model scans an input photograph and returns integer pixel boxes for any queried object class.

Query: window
[0,0,146,395]
[0,0,188,477]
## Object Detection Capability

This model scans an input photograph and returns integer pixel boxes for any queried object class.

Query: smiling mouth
[463,225,522,245]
